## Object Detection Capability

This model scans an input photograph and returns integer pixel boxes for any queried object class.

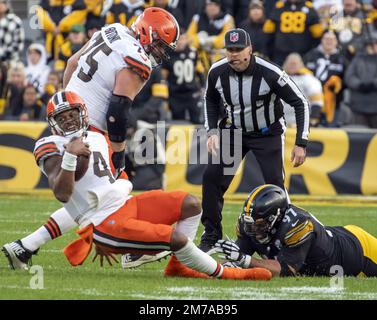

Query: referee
[199,28,310,252]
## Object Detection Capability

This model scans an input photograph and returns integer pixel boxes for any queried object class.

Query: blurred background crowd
[1,0,377,188]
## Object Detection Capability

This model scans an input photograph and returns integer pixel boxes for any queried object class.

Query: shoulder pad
[33,136,64,166]
[124,54,151,80]
[275,1,284,9]
[284,220,314,247]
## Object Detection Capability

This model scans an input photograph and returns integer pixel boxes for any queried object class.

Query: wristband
[61,152,77,171]
[241,254,252,269]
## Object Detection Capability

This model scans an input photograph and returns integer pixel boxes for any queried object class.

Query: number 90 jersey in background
[66,23,152,132]
[33,131,133,227]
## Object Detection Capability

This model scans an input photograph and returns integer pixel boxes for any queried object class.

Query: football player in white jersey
[2,91,271,281]
[2,7,180,269]
[64,7,179,175]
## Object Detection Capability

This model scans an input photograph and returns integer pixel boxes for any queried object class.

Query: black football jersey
[266,1,321,55]
[304,48,346,84]
[162,47,201,96]
[236,204,364,276]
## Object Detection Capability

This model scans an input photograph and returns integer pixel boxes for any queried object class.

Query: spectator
[263,0,323,65]
[220,0,250,26]
[187,0,235,73]
[106,0,145,28]
[3,62,26,119]
[344,32,377,128]
[304,30,346,125]
[329,0,367,60]
[36,0,87,60]
[55,24,87,72]
[0,0,25,64]
[161,32,205,124]
[84,0,110,32]
[25,43,51,95]
[282,53,324,127]
[171,0,205,29]
[153,0,185,29]
[238,1,267,56]
[85,16,105,39]
[19,85,44,121]
[132,68,169,124]
[41,71,62,106]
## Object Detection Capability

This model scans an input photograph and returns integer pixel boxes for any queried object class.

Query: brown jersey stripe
[44,222,57,239]
[48,217,62,237]
[34,142,57,156]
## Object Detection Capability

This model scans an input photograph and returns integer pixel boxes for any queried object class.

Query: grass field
[1,195,377,300]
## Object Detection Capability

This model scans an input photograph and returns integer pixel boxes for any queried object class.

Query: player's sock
[21,208,77,252]
[175,211,202,241]
[173,240,223,277]
[164,255,210,279]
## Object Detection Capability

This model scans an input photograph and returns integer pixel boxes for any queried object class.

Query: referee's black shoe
[198,233,220,254]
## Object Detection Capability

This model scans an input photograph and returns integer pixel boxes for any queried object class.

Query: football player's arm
[43,137,91,203]
[108,67,147,153]
[216,237,281,277]
[63,40,91,88]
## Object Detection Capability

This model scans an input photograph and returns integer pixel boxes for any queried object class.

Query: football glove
[222,260,242,268]
[111,150,126,179]
[215,239,252,269]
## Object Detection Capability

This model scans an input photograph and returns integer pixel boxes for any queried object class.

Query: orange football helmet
[46,91,89,137]
[131,7,180,66]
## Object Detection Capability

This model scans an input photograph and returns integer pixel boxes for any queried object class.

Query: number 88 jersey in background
[66,23,152,132]
[33,131,133,227]
[263,0,323,65]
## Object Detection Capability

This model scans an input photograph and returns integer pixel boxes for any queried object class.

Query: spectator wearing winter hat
[25,43,51,95]
[238,1,267,56]
[55,24,87,72]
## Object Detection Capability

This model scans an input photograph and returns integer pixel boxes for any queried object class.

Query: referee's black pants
[201,131,285,241]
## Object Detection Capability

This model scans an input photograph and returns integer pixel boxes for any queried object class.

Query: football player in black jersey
[161,32,205,123]
[215,184,377,277]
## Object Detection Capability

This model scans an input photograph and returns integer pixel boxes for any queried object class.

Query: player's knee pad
[106,94,133,143]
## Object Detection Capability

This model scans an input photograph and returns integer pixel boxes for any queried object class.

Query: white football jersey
[66,23,152,132]
[33,131,133,227]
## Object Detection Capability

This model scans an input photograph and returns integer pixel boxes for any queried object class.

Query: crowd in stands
[1,0,377,128]
[1,0,377,188]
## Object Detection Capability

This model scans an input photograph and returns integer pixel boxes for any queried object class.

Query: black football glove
[215,239,251,269]
[111,150,126,179]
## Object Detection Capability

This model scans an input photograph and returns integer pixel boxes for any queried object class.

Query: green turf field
[1,195,377,300]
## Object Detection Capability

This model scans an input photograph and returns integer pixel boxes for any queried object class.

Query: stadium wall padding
[1,122,376,195]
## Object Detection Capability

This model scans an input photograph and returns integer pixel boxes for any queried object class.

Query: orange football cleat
[164,256,210,279]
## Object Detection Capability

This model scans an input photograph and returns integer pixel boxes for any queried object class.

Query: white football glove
[222,260,242,268]
[215,239,251,269]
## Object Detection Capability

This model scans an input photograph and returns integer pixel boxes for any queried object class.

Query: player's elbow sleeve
[106,94,133,143]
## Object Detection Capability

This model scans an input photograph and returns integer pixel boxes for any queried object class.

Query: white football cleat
[121,251,172,269]
[2,240,34,270]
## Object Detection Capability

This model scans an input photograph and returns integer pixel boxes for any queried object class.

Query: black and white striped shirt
[204,55,310,146]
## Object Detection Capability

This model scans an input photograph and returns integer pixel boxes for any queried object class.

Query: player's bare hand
[207,134,219,156]
[64,136,91,157]
[291,145,306,167]
[92,245,119,267]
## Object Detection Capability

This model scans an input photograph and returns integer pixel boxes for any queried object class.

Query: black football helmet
[241,184,288,244]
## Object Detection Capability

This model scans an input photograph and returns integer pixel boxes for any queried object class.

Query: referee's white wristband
[61,152,77,172]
